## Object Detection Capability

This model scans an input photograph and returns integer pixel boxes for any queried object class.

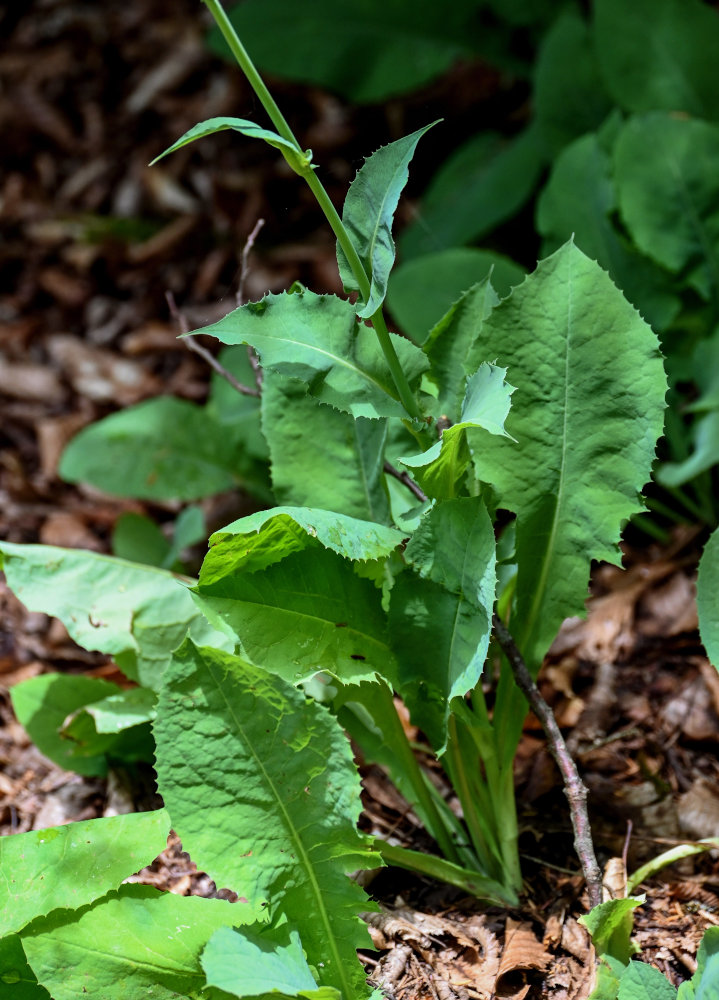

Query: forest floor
[2,2,719,997]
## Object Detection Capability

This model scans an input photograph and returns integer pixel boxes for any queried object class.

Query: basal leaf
[60,395,271,503]
[0,936,50,999]
[261,372,391,522]
[337,123,438,318]
[594,0,719,121]
[154,641,378,998]
[0,542,231,689]
[192,546,398,687]
[200,506,404,585]
[387,248,523,345]
[402,363,515,499]
[697,526,719,672]
[190,289,427,419]
[677,926,719,1000]
[21,885,247,1000]
[151,116,312,175]
[614,113,719,301]
[617,962,677,1000]
[389,498,495,749]
[468,242,666,669]
[398,126,544,259]
[0,810,169,936]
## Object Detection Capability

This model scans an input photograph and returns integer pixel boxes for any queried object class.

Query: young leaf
[614,113,719,301]
[402,362,515,499]
[190,289,428,419]
[201,925,340,1000]
[337,122,438,318]
[593,0,719,121]
[389,497,496,749]
[387,249,523,345]
[579,897,643,970]
[0,810,169,936]
[0,542,231,689]
[60,395,271,503]
[21,885,248,1000]
[200,505,405,584]
[677,926,719,999]
[151,116,312,175]
[697,526,719,672]
[261,372,391,522]
[192,546,398,687]
[468,242,666,669]
[617,962,677,1000]
[154,641,379,998]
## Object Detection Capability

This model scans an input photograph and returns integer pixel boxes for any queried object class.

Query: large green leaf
[21,885,247,1000]
[398,126,544,259]
[618,963,677,1000]
[261,372,390,522]
[468,242,666,668]
[192,546,397,687]
[154,641,378,998]
[200,506,404,585]
[614,113,719,301]
[677,926,719,1000]
[533,11,612,155]
[337,123,437,318]
[536,131,681,332]
[387,249,523,345]
[59,395,270,503]
[151,116,312,175]
[0,810,169,936]
[593,0,719,120]
[0,542,230,689]
[211,0,478,103]
[389,498,495,749]
[402,363,515,499]
[697,526,719,672]
[190,288,427,420]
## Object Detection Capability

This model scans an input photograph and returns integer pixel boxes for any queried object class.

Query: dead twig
[492,613,604,910]
[235,218,265,392]
[383,461,427,504]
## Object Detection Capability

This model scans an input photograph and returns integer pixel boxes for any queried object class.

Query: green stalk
[201,0,422,420]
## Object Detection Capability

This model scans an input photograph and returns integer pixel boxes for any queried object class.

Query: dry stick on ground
[492,613,604,909]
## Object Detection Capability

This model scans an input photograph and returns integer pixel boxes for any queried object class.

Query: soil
[2,3,719,998]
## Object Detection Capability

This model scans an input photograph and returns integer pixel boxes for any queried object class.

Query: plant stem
[201,0,422,420]
[492,613,603,909]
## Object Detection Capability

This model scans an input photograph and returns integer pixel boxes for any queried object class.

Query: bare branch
[236,217,265,307]
[383,461,428,504]
[492,613,603,910]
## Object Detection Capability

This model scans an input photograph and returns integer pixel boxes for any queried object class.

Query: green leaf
[398,126,544,259]
[60,395,270,503]
[190,289,428,420]
[618,962,677,1000]
[211,1,479,103]
[192,546,398,687]
[200,506,404,584]
[533,11,613,155]
[21,884,248,1000]
[65,686,157,734]
[154,641,378,997]
[656,411,719,488]
[112,512,171,568]
[536,131,681,332]
[468,242,666,669]
[580,897,643,969]
[697,527,719,672]
[387,249,524,345]
[402,363,515,499]
[0,542,231,689]
[261,372,391,522]
[593,0,719,120]
[389,497,495,749]
[677,926,719,999]
[614,113,719,301]
[151,116,312,175]
[0,810,169,936]
[337,123,438,318]
[201,925,340,1000]
[0,936,50,999]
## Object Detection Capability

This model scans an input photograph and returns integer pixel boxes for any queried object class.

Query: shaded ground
[2,2,719,997]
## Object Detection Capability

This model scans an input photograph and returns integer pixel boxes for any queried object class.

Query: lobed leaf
[0,542,231,689]
[154,641,378,997]
[468,242,666,669]
[337,123,438,318]
[190,288,428,420]
[0,810,169,937]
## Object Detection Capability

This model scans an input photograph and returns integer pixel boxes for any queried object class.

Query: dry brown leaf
[677,778,719,840]
[497,918,551,979]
